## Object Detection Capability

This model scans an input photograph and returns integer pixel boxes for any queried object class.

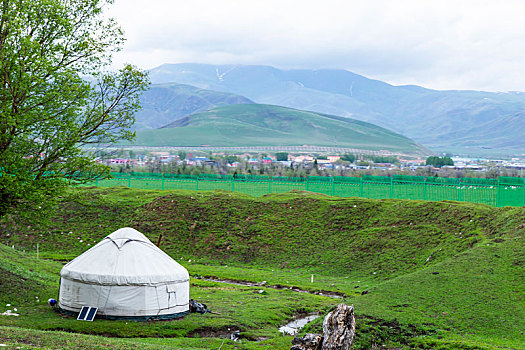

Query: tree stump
[291,304,355,350]
[321,304,355,350]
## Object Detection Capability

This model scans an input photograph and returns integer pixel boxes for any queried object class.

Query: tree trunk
[322,304,356,350]
[290,304,355,350]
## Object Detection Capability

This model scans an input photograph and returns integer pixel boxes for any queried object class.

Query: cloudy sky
[107,0,525,92]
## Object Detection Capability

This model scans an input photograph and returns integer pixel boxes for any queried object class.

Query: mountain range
[143,63,525,155]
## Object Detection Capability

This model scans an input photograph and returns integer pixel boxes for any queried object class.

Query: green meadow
[0,187,523,349]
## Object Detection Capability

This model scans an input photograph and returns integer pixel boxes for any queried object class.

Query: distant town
[95,149,525,178]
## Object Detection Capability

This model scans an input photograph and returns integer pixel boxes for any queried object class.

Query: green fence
[85,173,525,207]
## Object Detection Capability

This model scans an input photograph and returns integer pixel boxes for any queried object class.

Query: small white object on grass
[1,310,19,316]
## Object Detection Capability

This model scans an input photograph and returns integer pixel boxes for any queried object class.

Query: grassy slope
[0,187,524,349]
[354,236,524,348]
[135,82,254,130]
[133,104,428,154]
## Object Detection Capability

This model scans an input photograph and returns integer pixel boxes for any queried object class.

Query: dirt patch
[187,325,241,338]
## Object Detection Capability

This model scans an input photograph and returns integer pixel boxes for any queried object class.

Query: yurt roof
[60,227,189,286]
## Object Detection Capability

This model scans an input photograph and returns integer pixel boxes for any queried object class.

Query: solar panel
[77,306,98,321]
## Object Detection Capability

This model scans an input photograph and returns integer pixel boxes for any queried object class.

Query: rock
[321,304,355,350]
[291,333,323,350]
[189,299,208,314]
[230,330,240,341]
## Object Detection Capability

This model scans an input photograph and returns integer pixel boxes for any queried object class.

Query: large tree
[426,156,454,168]
[0,0,149,218]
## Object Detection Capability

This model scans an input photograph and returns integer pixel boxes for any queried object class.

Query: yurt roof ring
[106,237,153,249]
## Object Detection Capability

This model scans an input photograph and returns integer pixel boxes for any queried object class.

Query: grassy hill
[0,187,523,349]
[132,104,429,154]
[134,83,253,130]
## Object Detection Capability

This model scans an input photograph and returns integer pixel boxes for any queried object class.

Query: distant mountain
[134,82,253,129]
[132,104,429,155]
[148,64,525,155]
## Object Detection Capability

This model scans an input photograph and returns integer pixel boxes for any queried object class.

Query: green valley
[0,187,523,349]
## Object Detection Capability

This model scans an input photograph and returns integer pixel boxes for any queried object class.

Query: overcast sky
[107,0,525,92]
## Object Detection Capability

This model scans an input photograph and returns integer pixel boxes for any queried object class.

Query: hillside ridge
[132,103,429,154]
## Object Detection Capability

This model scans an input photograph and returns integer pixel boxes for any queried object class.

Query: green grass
[132,104,428,154]
[350,236,524,348]
[0,187,524,349]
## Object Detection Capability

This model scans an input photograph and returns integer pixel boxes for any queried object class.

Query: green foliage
[224,155,239,163]
[426,156,454,168]
[0,0,149,218]
[341,153,356,162]
[178,151,187,160]
[370,155,399,164]
[275,152,289,161]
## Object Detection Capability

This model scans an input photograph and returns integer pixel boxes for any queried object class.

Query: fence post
[268,177,272,194]
[161,173,165,190]
[496,178,500,207]
[128,173,131,188]
[521,179,525,206]
[458,178,462,202]
[389,177,393,198]
[423,178,427,201]
[359,177,364,197]
[231,177,235,192]
[331,177,335,196]
[196,176,199,191]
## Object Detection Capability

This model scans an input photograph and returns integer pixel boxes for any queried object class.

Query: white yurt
[58,227,190,320]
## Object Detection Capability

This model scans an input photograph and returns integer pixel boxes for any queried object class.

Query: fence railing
[81,172,525,207]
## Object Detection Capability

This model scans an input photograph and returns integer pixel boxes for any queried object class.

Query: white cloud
[107,0,525,91]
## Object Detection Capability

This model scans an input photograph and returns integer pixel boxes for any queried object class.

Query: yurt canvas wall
[59,227,189,320]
